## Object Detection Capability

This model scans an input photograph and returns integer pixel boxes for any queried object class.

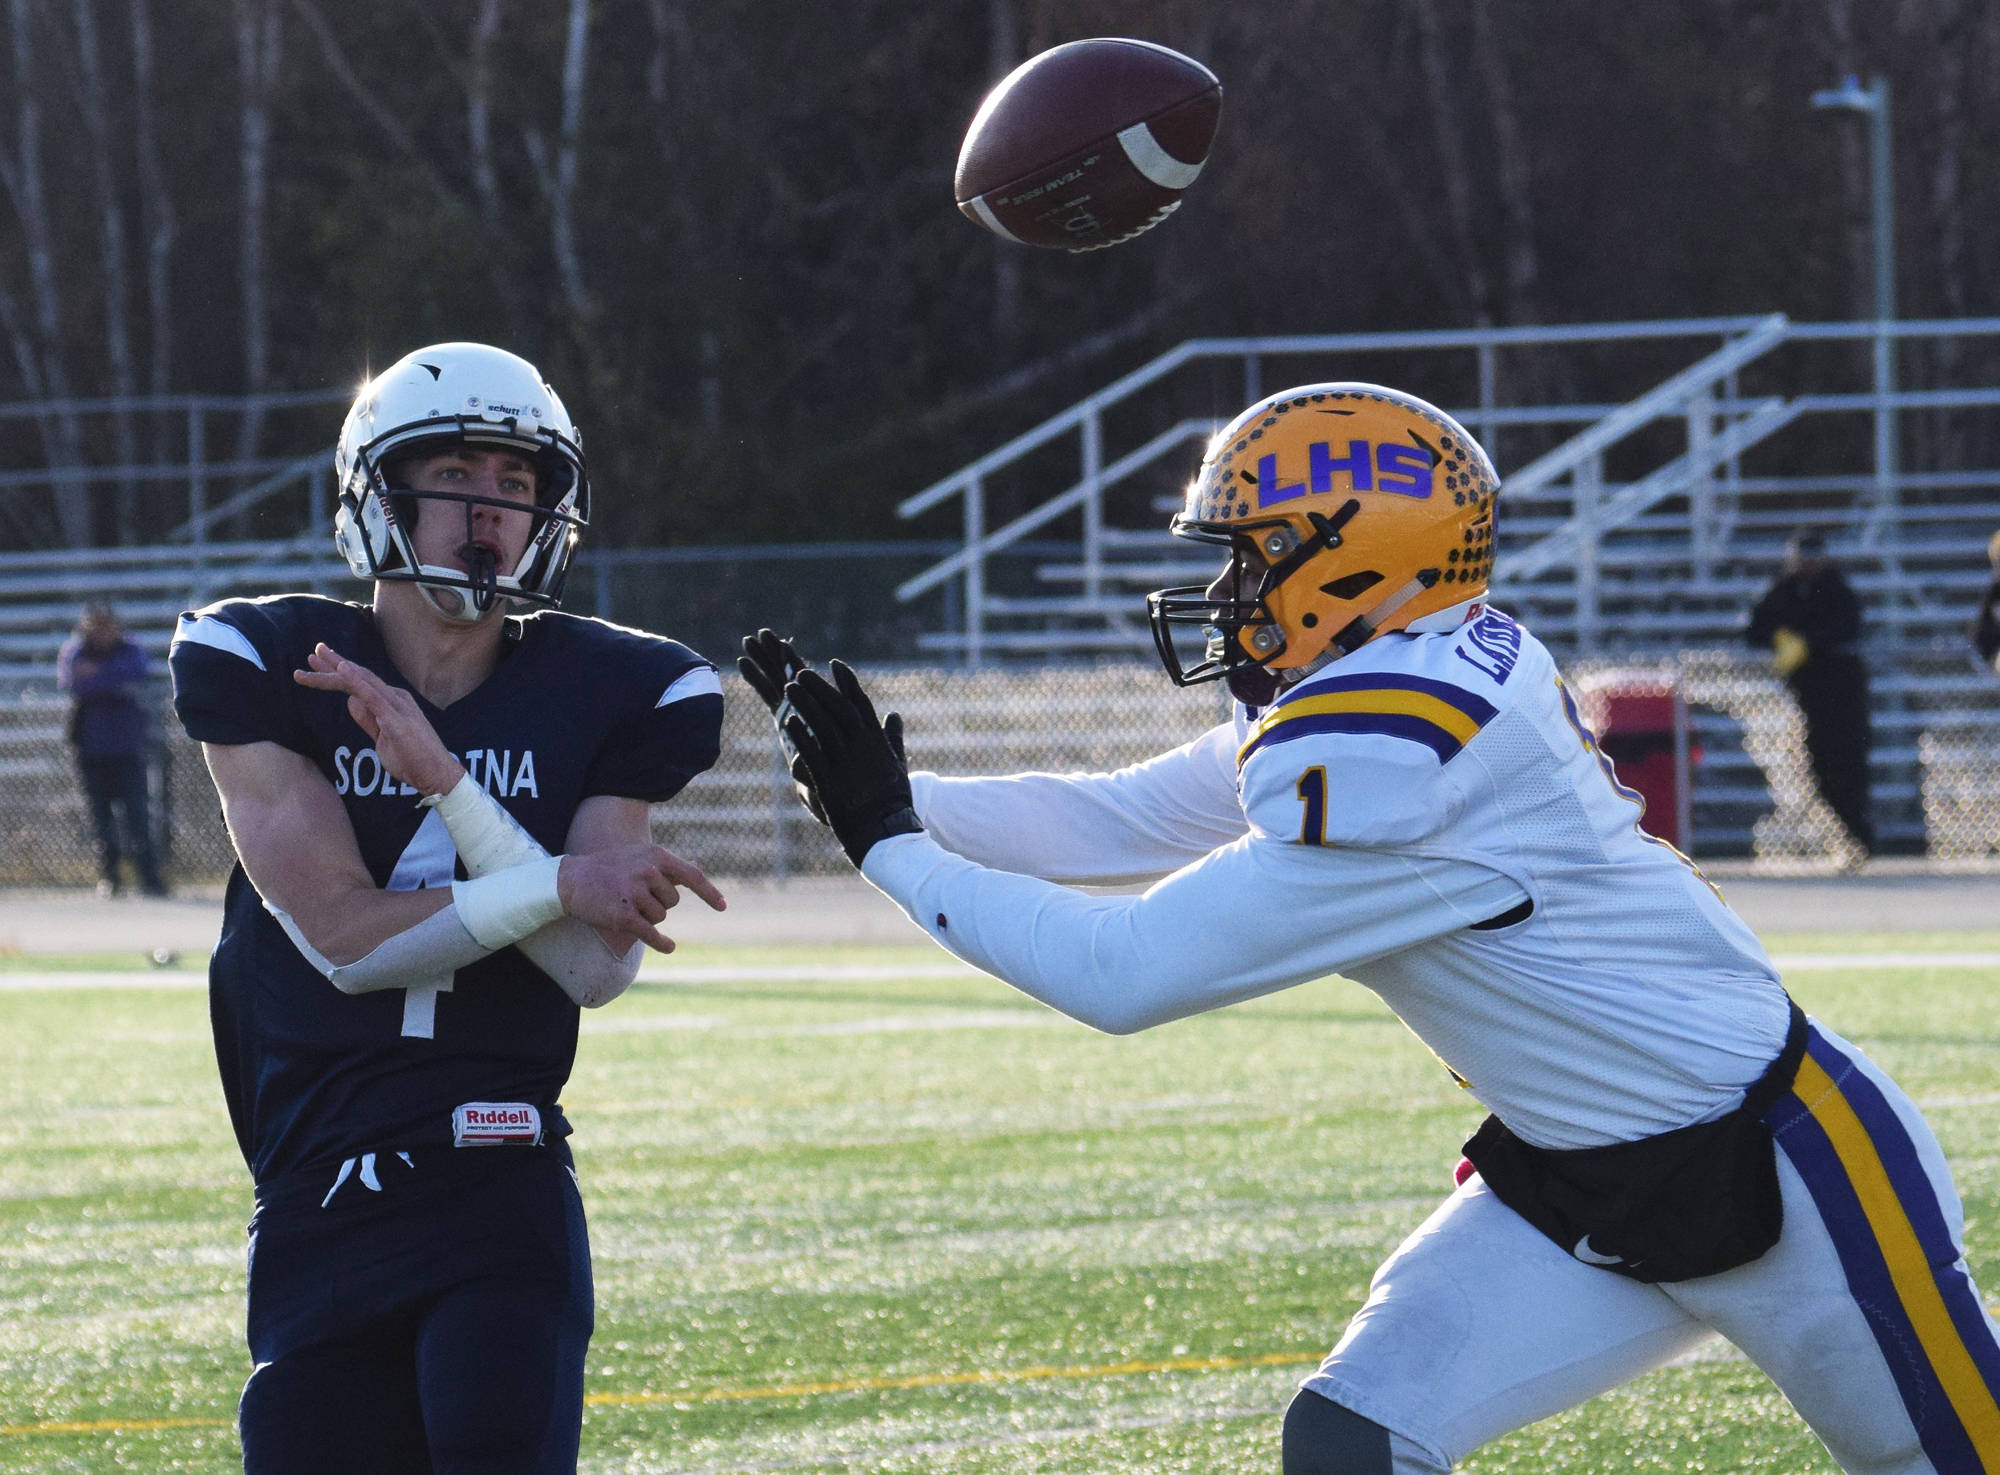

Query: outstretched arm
[769,659,1521,1031]
[862,828,1520,1033]
[740,629,1244,882]
[908,725,1246,883]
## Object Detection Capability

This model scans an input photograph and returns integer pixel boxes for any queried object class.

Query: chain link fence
[0,650,1993,889]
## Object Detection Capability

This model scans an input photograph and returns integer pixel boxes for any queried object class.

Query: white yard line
[583,1008,1058,1037]
[1771,952,2000,971]
[0,970,210,990]
[5,952,2000,993]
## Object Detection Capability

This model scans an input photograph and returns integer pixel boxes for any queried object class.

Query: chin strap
[1232,570,1450,705]
[467,546,499,613]
[1330,570,1441,656]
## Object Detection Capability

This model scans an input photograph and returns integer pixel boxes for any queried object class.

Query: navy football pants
[239,1145,592,1475]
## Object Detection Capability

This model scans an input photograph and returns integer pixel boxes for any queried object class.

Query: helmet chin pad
[415,575,493,625]
[1225,663,1285,707]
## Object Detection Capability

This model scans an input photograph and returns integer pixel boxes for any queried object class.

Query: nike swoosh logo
[1572,1235,1627,1267]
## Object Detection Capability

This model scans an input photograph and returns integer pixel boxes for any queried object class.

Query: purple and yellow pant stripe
[1768,1027,2000,1472]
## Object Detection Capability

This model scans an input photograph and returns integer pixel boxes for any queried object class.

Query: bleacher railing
[892,314,2000,664]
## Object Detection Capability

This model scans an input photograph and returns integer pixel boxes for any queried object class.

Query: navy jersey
[169,594,722,1185]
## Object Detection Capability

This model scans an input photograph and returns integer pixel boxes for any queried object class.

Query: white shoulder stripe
[656,666,722,708]
[172,613,267,672]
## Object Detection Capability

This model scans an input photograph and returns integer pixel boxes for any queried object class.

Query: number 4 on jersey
[386,809,460,1038]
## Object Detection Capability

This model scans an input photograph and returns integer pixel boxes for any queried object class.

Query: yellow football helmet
[1147,382,1499,704]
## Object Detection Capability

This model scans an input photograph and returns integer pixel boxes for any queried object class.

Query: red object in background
[1578,677,1697,850]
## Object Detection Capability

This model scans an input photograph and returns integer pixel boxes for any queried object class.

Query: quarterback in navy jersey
[748,384,2000,1475]
[170,342,725,1475]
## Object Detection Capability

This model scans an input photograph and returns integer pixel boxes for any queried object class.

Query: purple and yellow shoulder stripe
[1236,673,1499,768]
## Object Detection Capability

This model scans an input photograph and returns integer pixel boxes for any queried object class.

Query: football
[954,37,1222,252]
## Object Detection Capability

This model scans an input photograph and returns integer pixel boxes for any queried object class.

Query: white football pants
[1303,1022,2000,1474]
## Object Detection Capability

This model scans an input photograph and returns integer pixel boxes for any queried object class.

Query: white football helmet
[333,342,589,622]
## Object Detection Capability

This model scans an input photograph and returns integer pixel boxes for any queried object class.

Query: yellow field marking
[583,1348,1322,1409]
[18,1308,2000,1437]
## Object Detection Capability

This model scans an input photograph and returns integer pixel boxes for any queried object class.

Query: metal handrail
[1497,398,1803,583]
[895,314,1793,521]
[896,419,1212,601]
[1498,315,1789,499]
[893,313,2000,666]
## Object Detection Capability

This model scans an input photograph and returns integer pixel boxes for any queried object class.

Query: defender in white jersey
[745,384,2000,1475]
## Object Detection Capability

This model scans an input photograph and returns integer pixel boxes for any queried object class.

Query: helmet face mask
[1146,383,1499,703]
[334,343,589,624]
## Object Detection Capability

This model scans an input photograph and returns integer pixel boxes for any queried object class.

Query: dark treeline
[0,0,1995,548]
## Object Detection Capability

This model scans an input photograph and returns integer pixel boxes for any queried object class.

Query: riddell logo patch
[453,1101,543,1147]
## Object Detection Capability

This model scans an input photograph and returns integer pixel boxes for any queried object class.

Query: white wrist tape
[268,901,490,996]
[524,919,645,1008]
[421,773,545,875]
[451,856,566,950]
[421,773,644,1007]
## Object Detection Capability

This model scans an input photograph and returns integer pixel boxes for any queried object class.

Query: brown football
[954,38,1222,252]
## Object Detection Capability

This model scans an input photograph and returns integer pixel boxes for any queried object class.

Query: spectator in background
[57,602,167,897]
[1970,528,2000,673]
[1747,531,1874,859]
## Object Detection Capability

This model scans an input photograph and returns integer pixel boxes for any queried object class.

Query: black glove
[780,661,923,867]
[736,628,827,824]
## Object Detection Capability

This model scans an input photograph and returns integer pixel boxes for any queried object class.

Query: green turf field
[2,936,1997,1473]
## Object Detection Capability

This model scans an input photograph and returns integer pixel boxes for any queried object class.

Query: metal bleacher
[0,315,1996,868]
[893,314,2000,856]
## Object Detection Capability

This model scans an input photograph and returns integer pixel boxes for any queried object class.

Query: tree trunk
[547,0,592,327]
[1471,0,1538,327]
[646,0,716,431]
[468,0,504,232]
[233,0,279,536]
[527,0,609,531]
[0,0,89,545]
[1412,0,1491,326]
[69,0,141,543]
[0,277,63,543]
[130,0,177,471]
[987,0,1021,358]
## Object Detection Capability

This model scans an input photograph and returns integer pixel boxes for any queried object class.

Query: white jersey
[865,610,1791,1149]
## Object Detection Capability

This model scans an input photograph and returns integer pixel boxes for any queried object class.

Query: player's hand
[781,661,922,867]
[556,842,726,954]
[737,628,828,824]
[293,644,465,797]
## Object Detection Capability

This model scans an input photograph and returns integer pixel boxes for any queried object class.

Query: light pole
[1811,74,1898,534]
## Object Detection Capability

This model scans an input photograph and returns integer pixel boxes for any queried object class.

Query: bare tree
[65,0,141,541]
[1412,0,1492,325]
[986,0,1022,356]
[130,0,177,440]
[468,0,505,232]
[233,0,281,527]
[527,0,594,331]
[0,0,87,544]
[1470,0,1540,326]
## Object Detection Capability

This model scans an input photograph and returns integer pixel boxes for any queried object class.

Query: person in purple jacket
[57,602,167,897]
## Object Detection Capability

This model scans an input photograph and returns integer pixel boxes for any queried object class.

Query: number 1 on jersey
[1296,766,1328,846]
